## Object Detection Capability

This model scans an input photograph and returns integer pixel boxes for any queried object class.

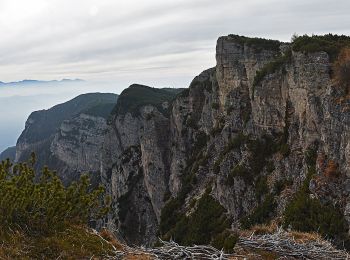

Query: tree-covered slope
[17,93,117,144]
[113,84,182,116]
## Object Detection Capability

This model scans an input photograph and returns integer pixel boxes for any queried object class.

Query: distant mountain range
[0,79,84,87]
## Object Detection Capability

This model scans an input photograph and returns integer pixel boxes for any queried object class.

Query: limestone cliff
[102,35,350,248]
[16,93,118,184]
[11,34,350,250]
[101,85,182,245]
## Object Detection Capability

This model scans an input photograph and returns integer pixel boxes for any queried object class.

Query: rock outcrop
[15,93,118,184]
[101,85,182,245]
[101,35,350,247]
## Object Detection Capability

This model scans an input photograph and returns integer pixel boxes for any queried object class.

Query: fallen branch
[237,227,350,260]
[133,239,245,260]
[93,227,350,259]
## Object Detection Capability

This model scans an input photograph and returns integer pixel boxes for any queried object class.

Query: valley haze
[0,79,120,152]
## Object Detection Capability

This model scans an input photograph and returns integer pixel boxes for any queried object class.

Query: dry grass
[123,254,154,260]
[288,230,323,243]
[240,223,322,244]
[99,228,124,251]
[240,222,280,237]
[0,223,339,259]
[0,225,118,259]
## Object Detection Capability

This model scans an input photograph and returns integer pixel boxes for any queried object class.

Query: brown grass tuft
[333,47,350,94]
[288,230,322,243]
[324,160,340,179]
[240,222,279,237]
[99,228,124,251]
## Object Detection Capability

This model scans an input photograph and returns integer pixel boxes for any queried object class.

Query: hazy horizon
[0,80,122,152]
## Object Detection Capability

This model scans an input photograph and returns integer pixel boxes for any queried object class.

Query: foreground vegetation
[0,154,112,259]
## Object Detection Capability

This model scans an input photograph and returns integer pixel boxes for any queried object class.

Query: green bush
[225,133,248,153]
[227,106,234,114]
[247,136,275,176]
[292,34,350,61]
[241,194,276,229]
[159,197,182,235]
[228,35,281,52]
[266,161,275,173]
[242,109,251,125]
[192,131,208,155]
[213,156,223,175]
[253,51,292,88]
[186,117,198,129]
[0,155,109,234]
[255,176,268,198]
[278,143,290,157]
[160,190,231,247]
[284,192,348,240]
[212,230,239,253]
[305,147,318,168]
[211,103,220,110]
[223,234,239,253]
[227,165,250,184]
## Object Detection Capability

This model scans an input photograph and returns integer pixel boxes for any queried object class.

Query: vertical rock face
[15,93,117,184]
[50,113,109,184]
[216,36,279,106]
[102,35,350,246]
[102,85,181,245]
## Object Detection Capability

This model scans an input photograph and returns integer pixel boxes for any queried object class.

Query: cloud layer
[1,0,350,88]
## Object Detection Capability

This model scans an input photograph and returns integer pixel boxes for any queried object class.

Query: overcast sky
[0,0,350,152]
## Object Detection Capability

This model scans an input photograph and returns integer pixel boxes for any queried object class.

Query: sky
[0,0,350,152]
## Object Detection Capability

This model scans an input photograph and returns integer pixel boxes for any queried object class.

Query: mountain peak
[0,79,84,86]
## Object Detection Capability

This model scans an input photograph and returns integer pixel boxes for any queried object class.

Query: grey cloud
[2,0,349,80]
